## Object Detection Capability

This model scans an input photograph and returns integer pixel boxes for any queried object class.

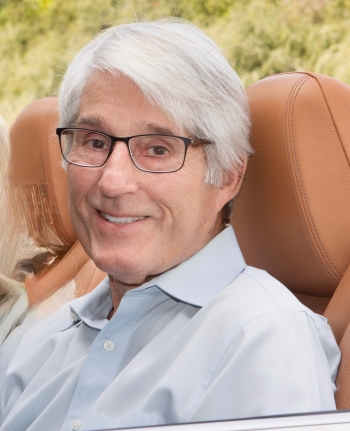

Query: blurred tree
[0,0,349,122]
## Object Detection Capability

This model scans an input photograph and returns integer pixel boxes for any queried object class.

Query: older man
[0,20,340,431]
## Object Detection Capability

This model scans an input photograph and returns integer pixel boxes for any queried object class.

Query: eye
[130,136,178,159]
[89,139,106,149]
[149,145,169,156]
[84,136,109,150]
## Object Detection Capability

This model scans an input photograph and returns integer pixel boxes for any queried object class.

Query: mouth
[98,211,148,224]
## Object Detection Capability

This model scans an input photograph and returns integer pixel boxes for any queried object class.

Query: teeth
[100,212,147,224]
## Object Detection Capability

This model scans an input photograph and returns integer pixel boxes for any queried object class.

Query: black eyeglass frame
[56,127,213,173]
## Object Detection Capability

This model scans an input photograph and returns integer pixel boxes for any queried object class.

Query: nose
[98,142,139,197]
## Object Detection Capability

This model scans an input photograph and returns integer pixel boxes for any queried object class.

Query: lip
[96,210,150,228]
[97,210,148,219]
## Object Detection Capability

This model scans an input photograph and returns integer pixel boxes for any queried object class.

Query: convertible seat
[232,71,350,409]
[9,97,106,306]
[9,74,350,407]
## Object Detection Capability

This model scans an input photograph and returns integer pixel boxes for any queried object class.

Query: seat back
[9,74,350,407]
[9,98,106,306]
[232,71,350,408]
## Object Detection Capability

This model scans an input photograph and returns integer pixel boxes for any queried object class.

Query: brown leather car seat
[9,97,106,306]
[232,71,350,409]
[9,73,350,408]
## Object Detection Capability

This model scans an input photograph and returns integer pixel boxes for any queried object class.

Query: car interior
[4,71,350,420]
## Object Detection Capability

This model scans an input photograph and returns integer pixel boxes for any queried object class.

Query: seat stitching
[290,78,342,277]
[283,77,338,283]
[42,101,72,246]
[296,72,350,169]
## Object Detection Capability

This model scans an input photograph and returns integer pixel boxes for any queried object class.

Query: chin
[92,250,148,282]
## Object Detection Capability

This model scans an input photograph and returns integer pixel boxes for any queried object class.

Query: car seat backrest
[233,72,350,316]
[9,76,350,408]
[231,72,350,409]
[9,97,106,305]
[9,97,76,248]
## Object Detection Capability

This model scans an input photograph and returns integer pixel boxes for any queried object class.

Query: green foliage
[0,0,350,122]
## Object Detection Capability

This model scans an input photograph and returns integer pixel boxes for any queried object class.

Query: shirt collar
[64,226,246,329]
[147,226,246,307]
[64,278,112,331]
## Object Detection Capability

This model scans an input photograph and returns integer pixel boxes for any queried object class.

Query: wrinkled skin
[67,73,246,311]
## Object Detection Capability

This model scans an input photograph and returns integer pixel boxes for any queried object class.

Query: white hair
[59,19,252,188]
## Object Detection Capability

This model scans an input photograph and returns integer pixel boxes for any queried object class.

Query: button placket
[61,291,155,431]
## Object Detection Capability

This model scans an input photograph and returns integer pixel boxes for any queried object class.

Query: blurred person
[0,20,340,431]
[0,115,28,345]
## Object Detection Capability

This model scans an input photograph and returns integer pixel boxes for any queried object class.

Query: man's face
[67,73,242,284]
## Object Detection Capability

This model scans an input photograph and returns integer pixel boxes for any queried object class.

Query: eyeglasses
[56,128,213,173]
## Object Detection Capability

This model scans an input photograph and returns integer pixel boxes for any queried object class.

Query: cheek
[67,169,80,212]
[155,171,213,229]
[67,167,94,220]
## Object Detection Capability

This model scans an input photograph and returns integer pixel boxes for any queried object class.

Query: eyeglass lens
[60,129,186,172]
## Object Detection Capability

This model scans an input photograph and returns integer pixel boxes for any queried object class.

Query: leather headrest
[9,97,76,250]
[233,72,350,298]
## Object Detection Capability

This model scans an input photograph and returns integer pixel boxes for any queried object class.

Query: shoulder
[217,265,323,319]
[195,267,340,384]
[0,303,71,376]
[230,266,308,312]
[2,303,69,346]
[200,266,338,353]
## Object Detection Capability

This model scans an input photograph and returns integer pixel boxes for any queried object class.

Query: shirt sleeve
[0,329,23,419]
[188,309,340,422]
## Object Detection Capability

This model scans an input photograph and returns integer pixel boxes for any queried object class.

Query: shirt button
[71,419,81,430]
[104,340,114,351]
[70,311,79,321]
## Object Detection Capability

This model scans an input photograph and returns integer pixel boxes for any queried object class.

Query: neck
[107,275,140,319]
[107,215,227,319]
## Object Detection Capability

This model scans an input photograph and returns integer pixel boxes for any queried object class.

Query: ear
[216,156,248,211]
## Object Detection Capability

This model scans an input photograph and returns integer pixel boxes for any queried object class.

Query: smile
[99,212,147,224]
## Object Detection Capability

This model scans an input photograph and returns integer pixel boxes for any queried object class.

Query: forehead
[76,73,182,136]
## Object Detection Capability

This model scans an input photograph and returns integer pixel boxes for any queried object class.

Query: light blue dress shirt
[0,227,340,431]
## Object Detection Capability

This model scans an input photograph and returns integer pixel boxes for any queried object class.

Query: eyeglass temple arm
[191,138,214,146]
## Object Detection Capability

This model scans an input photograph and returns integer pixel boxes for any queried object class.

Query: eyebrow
[72,116,107,130]
[72,117,179,137]
[138,122,178,136]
